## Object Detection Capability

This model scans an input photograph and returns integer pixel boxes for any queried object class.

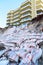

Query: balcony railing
[14,18,19,22]
[7,15,14,18]
[20,13,31,18]
[36,3,43,7]
[21,4,31,10]
[20,18,31,22]
[7,17,14,20]
[14,15,20,19]
[37,8,43,11]
[14,12,19,16]
[22,0,31,6]
[21,9,31,14]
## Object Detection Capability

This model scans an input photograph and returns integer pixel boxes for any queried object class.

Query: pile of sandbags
[2,43,42,65]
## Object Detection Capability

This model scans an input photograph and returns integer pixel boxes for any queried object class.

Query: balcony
[37,8,43,11]
[36,4,43,9]
[14,18,19,22]
[13,22,20,26]
[21,0,31,7]
[7,17,14,20]
[21,9,31,14]
[14,12,19,16]
[20,13,31,18]
[37,9,43,15]
[7,15,14,18]
[21,4,31,10]
[14,15,20,19]
[36,3,43,6]
[36,0,43,4]
[7,18,14,22]
[7,22,10,24]
[7,12,14,15]
[7,19,11,22]
[20,18,31,23]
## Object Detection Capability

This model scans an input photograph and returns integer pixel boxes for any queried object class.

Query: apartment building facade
[36,0,43,15]
[7,0,43,26]
[7,10,14,26]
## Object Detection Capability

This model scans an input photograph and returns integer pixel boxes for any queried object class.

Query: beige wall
[31,0,37,19]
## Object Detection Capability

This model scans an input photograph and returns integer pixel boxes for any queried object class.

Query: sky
[0,0,25,28]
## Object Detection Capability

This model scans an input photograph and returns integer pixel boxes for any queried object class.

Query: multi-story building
[20,0,32,26]
[7,0,43,26]
[13,8,20,26]
[7,10,14,26]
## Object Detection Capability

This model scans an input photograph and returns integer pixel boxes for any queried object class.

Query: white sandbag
[0,60,9,65]
[32,48,42,63]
